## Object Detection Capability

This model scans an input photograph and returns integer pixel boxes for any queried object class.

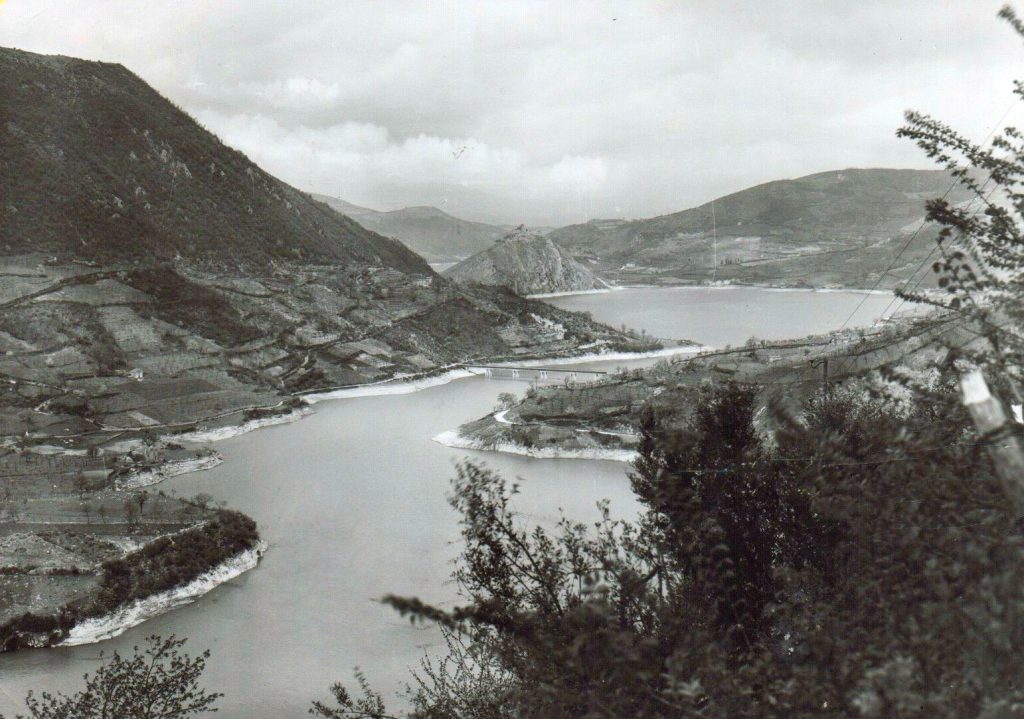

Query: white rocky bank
[62,541,268,647]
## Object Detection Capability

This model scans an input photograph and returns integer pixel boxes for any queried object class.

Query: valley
[0,47,962,659]
[0,3,1016,717]
[0,285,917,717]
[311,194,516,262]
[0,46,656,653]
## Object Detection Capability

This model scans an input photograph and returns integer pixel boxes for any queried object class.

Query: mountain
[0,50,426,274]
[549,169,975,289]
[311,194,510,261]
[443,228,606,295]
[309,196,379,221]
[0,47,652,445]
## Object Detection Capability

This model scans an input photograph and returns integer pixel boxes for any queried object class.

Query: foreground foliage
[311,12,1024,716]
[1,636,220,719]
[335,375,1020,719]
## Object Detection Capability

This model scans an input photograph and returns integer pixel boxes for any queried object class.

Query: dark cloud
[1,0,1019,225]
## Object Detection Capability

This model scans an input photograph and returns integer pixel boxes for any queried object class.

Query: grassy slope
[549,169,975,288]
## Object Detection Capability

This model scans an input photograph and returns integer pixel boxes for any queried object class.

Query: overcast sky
[1,1,1021,225]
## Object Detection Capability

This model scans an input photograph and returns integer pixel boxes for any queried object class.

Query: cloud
[239,78,342,111]
[0,0,1020,224]
[197,110,608,222]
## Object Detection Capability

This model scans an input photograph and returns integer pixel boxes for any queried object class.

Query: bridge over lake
[465,364,608,383]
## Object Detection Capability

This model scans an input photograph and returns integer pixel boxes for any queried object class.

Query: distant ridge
[311,194,512,261]
[548,168,975,289]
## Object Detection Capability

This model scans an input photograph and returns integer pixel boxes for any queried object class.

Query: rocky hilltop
[311,194,510,261]
[549,168,974,289]
[443,228,607,295]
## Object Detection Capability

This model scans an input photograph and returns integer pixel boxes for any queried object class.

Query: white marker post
[960,369,1024,516]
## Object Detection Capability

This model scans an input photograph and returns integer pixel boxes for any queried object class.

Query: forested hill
[0,47,426,273]
[549,168,976,288]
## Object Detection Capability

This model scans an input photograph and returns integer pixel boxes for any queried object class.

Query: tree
[122,497,141,527]
[895,5,1024,396]
[494,392,517,412]
[74,471,89,498]
[2,636,221,719]
[345,361,1024,719]
[135,491,149,517]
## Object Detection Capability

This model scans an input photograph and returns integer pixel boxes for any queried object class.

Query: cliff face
[443,229,605,295]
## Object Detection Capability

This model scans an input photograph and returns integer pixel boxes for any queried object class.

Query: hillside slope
[444,228,605,295]
[0,47,654,448]
[0,48,425,273]
[549,169,974,288]
[312,194,509,261]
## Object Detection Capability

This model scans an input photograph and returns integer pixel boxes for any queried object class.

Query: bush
[357,376,1023,718]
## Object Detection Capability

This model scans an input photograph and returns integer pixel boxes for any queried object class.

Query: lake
[545,285,905,347]
[0,287,902,717]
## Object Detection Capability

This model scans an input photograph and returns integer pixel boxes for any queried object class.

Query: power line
[825,98,1020,344]
[818,99,1021,381]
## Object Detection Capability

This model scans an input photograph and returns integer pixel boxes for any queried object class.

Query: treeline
[0,510,259,652]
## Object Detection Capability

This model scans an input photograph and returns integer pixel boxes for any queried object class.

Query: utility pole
[960,369,1024,515]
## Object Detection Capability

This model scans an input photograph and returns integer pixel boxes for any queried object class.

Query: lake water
[545,286,905,347]
[0,287,902,717]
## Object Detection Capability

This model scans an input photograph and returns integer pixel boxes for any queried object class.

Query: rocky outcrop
[443,228,606,295]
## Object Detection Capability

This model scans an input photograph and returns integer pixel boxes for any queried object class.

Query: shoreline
[526,285,624,299]
[172,345,707,448]
[593,283,893,296]
[432,429,637,463]
[273,346,706,412]
[61,540,268,647]
[527,281,892,299]
[19,340,752,649]
[176,406,314,443]
[116,452,225,490]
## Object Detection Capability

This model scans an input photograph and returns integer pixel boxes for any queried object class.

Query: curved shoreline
[606,283,893,295]
[116,452,225,490]
[176,406,314,443]
[254,346,706,417]
[46,347,688,650]
[432,429,637,463]
[58,343,709,649]
[61,540,268,647]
